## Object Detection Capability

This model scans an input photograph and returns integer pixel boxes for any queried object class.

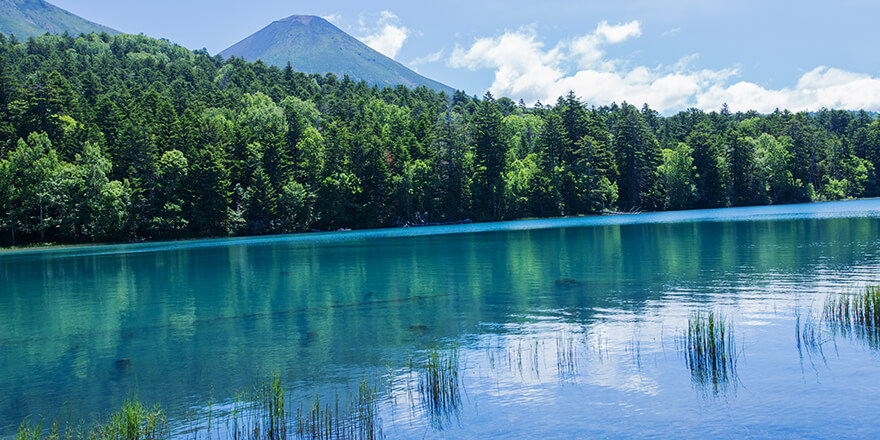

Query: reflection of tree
[0,216,878,425]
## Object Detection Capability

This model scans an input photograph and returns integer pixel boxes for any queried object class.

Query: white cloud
[409,49,445,69]
[697,67,880,113]
[450,28,567,101]
[321,14,342,24]
[595,20,642,44]
[566,20,641,69]
[361,11,410,59]
[448,22,880,114]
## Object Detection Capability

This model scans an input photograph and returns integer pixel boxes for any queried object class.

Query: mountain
[0,0,119,39]
[220,15,454,95]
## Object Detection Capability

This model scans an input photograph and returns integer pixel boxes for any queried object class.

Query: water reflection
[2,201,880,437]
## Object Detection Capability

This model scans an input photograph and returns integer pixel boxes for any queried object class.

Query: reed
[352,380,381,440]
[796,309,831,357]
[103,398,167,440]
[14,397,166,440]
[10,374,387,440]
[418,344,461,426]
[255,374,287,440]
[294,392,337,440]
[556,331,578,380]
[824,285,880,348]
[293,380,382,440]
[682,311,738,392]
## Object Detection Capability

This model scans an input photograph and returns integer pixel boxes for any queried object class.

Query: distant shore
[1,198,875,253]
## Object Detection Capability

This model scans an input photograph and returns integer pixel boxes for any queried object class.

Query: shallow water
[2,200,880,438]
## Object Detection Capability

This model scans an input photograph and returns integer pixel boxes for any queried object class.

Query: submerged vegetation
[1,32,880,247]
[682,311,738,394]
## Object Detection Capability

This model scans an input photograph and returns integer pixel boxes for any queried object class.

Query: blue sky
[51,0,880,114]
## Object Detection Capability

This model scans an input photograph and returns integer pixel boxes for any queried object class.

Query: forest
[0,32,878,247]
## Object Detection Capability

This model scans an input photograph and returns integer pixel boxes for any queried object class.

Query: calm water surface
[2,200,880,438]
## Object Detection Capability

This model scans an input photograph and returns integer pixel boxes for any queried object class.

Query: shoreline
[1,198,877,254]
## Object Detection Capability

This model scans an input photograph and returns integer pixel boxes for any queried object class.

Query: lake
[2,200,880,438]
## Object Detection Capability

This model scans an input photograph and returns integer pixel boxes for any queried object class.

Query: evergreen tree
[686,122,727,207]
[473,92,507,219]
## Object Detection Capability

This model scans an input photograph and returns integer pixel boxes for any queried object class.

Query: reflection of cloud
[449,20,880,114]
[361,11,410,59]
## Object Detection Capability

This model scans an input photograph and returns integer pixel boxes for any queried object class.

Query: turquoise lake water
[2,200,880,438]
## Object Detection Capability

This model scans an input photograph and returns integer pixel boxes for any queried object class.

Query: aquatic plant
[796,309,831,358]
[13,418,50,440]
[418,344,462,427]
[103,398,167,440]
[824,285,880,348]
[295,392,339,440]
[14,397,166,440]
[352,380,381,440]
[556,332,578,380]
[9,373,388,440]
[682,310,738,394]
[294,380,382,440]
[255,374,287,440]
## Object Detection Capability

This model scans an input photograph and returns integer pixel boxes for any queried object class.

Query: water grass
[418,345,461,427]
[14,397,167,440]
[255,374,287,440]
[555,331,579,381]
[824,285,880,348]
[10,375,386,440]
[796,309,832,358]
[682,310,738,394]
[293,379,381,440]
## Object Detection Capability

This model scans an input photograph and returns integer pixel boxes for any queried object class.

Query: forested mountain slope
[0,33,878,247]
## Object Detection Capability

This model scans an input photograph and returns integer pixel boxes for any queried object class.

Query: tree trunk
[39,198,44,242]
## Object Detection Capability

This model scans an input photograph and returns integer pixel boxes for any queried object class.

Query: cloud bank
[361,11,410,59]
[449,21,880,114]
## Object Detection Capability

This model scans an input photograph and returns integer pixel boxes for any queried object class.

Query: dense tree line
[0,32,878,246]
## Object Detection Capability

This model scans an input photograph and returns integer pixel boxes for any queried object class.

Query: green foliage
[152,149,189,237]
[614,103,662,210]
[473,92,507,220]
[753,133,798,204]
[1,32,879,247]
[658,143,698,210]
[278,178,313,233]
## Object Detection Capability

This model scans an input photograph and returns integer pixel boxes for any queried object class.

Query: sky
[49,0,880,115]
